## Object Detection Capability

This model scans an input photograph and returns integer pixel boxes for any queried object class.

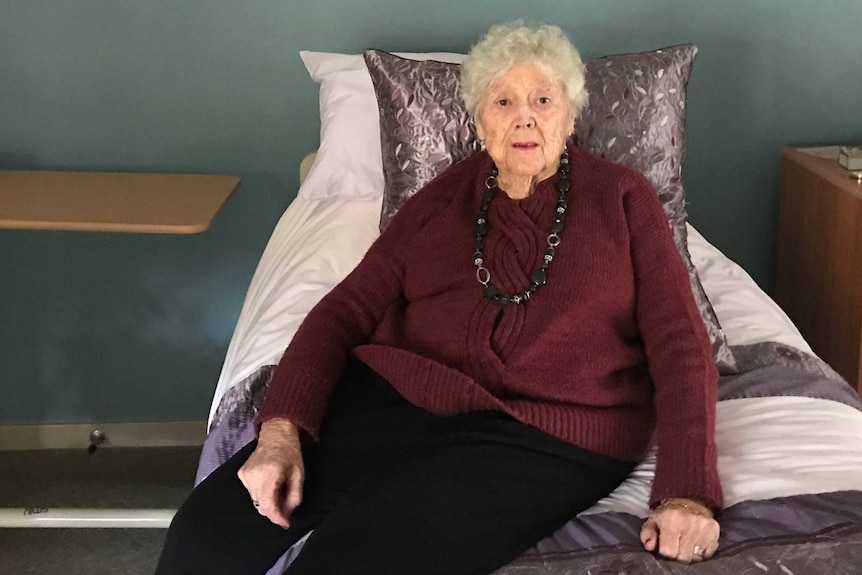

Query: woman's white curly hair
[461,22,588,122]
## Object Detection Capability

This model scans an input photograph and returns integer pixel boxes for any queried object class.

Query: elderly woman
[158,22,722,575]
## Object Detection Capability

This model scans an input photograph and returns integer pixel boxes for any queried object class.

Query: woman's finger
[656,522,682,561]
[282,465,304,522]
[640,517,659,551]
[676,523,703,564]
[257,477,290,528]
[703,538,720,559]
[689,541,707,563]
[676,517,717,563]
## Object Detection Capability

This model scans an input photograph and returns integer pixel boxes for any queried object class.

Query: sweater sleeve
[623,174,724,512]
[254,189,442,441]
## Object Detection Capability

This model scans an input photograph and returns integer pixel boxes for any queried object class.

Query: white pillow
[298,51,466,200]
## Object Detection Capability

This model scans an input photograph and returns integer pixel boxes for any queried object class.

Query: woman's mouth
[512,142,539,150]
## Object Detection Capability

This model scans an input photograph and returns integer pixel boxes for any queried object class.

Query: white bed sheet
[582,395,862,518]
[210,196,381,424]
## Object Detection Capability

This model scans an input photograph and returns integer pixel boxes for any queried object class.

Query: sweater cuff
[253,366,334,442]
[648,438,723,513]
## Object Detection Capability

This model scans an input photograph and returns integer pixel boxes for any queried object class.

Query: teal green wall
[2,1,860,424]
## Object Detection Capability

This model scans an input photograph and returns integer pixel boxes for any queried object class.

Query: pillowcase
[298,51,465,201]
[363,55,484,225]
[364,46,738,374]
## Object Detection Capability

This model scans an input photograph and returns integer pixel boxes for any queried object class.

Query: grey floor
[0,446,201,575]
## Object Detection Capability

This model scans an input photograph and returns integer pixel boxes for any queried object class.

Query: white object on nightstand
[839,146,862,170]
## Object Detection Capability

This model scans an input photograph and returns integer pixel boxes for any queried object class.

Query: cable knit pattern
[257,144,723,511]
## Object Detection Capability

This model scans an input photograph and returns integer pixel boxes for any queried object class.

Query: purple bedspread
[197,342,862,574]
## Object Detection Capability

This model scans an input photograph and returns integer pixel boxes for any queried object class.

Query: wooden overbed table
[0,170,239,233]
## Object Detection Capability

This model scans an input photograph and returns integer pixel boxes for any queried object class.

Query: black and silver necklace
[473,152,571,306]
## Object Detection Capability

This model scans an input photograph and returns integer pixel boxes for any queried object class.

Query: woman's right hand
[237,418,305,529]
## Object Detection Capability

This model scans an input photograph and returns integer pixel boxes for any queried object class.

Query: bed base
[0,507,174,528]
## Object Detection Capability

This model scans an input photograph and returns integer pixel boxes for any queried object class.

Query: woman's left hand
[640,498,720,563]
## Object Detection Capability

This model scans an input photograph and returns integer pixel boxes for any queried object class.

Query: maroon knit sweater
[257,144,723,511]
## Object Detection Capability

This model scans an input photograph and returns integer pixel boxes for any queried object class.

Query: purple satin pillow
[364,46,737,374]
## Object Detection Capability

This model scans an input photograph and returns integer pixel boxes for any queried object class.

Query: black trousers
[156,360,635,575]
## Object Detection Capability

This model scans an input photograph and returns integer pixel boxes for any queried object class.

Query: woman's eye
[496,99,508,106]
[538,97,551,105]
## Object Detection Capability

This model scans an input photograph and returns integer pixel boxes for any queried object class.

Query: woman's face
[476,63,574,187]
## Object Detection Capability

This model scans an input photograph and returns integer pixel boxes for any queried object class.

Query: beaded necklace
[473,152,570,306]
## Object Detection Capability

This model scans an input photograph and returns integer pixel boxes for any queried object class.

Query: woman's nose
[515,104,535,128]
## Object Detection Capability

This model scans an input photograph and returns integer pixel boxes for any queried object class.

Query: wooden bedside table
[775,147,862,395]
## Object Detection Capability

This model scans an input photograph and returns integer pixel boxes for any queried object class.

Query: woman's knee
[156,495,215,574]
[157,444,259,572]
